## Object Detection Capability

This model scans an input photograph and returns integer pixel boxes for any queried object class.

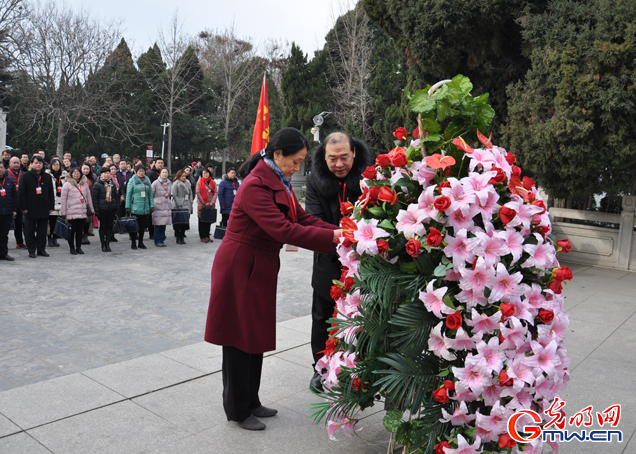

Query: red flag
[250,74,270,155]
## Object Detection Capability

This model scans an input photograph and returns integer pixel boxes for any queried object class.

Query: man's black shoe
[37,251,49,257]
[0,255,14,261]
[28,252,36,258]
[310,372,323,393]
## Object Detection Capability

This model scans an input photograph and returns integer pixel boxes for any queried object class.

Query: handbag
[53,217,70,240]
[213,225,226,240]
[118,216,139,234]
[171,208,189,225]
[200,207,217,223]
[112,215,120,233]
[93,213,99,228]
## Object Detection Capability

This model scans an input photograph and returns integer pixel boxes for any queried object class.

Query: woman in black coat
[92,166,120,252]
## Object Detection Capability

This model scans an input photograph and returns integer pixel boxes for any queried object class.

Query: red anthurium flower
[452,136,474,153]
[340,201,354,215]
[426,154,456,170]
[392,127,408,141]
[377,186,398,204]
[522,176,535,191]
[362,166,378,180]
[376,154,391,167]
[477,129,493,149]
[499,207,517,225]
[412,126,420,139]
[557,239,571,253]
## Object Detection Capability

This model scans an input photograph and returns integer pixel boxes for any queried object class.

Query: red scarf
[199,177,215,204]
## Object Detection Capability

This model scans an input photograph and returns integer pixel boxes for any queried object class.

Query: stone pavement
[0,213,315,391]
[0,220,635,452]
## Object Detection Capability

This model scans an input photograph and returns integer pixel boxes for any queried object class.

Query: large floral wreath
[311,76,572,454]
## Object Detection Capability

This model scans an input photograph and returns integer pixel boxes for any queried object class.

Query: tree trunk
[167,120,173,175]
[56,118,65,157]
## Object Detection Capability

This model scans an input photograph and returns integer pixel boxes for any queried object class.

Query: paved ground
[1,214,635,452]
[0,212,316,391]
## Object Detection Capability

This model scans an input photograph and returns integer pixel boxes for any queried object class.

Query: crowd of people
[0,150,241,260]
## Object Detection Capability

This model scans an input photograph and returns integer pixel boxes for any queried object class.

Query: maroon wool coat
[204,159,336,354]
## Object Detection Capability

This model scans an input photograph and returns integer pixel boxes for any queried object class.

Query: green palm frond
[374,352,444,414]
[388,300,437,354]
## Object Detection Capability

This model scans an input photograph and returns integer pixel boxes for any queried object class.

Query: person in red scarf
[196,168,217,243]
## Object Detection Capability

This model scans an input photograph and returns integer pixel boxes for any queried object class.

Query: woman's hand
[333,229,343,243]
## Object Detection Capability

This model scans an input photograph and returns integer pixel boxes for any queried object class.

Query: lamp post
[310,111,331,142]
[160,122,170,159]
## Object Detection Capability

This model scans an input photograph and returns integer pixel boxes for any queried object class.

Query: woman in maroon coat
[204,128,340,431]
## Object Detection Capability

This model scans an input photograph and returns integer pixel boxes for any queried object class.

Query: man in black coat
[18,155,54,258]
[0,162,18,261]
[305,132,373,392]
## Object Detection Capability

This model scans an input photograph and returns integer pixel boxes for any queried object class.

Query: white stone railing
[548,196,636,270]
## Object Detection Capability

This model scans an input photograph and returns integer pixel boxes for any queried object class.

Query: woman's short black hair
[238,127,309,178]
[100,166,110,174]
[134,164,145,173]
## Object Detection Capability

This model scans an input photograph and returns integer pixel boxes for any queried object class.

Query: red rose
[523,176,535,191]
[538,309,555,324]
[489,167,506,184]
[505,152,517,165]
[443,380,455,390]
[343,277,355,291]
[340,201,354,215]
[548,279,563,294]
[445,311,462,330]
[499,370,513,387]
[362,166,378,180]
[432,387,449,403]
[376,154,391,167]
[535,225,550,238]
[553,265,573,281]
[500,303,515,318]
[390,149,408,167]
[531,199,547,215]
[377,239,389,254]
[434,442,451,454]
[512,165,522,177]
[412,126,420,139]
[499,207,517,225]
[377,186,398,204]
[393,127,408,141]
[434,196,452,212]
[499,434,517,449]
[427,227,443,247]
[368,186,382,204]
[439,181,451,189]
[405,239,421,257]
[330,285,344,301]
[557,239,572,253]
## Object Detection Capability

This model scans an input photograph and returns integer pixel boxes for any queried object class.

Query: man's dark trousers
[24,217,48,254]
[13,213,24,245]
[0,214,13,257]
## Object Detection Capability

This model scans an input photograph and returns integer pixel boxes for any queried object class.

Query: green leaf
[411,90,436,113]
[400,262,418,274]
[452,74,473,94]
[474,93,489,105]
[437,100,451,122]
[378,219,395,231]
[383,409,403,433]
[476,104,495,130]
[433,263,447,277]
[420,118,441,134]
[396,421,415,445]
[368,207,387,218]
[443,294,456,309]
[437,369,450,377]
[422,134,442,142]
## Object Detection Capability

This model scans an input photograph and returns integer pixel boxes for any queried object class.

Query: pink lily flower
[444,229,476,266]
[500,317,528,349]
[327,414,361,441]
[440,401,476,425]
[446,327,482,351]
[353,219,390,256]
[495,228,525,265]
[465,308,501,335]
[522,234,556,270]
[419,281,453,318]
[456,288,488,309]
[441,177,476,215]
[410,161,436,187]
[468,232,507,267]
[417,185,441,221]
[523,340,562,377]
[475,189,500,223]
[466,338,504,374]
[459,258,496,293]
[428,322,456,361]
[453,362,490,396]
[468,148,496,172]
[463,171,497,205]
[443,434,482,454]
[396,203,428,239]
[537,314,569,344]
[446,204,479,231]
[489,263,524,303]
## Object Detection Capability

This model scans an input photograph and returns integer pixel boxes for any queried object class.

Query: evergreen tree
[504,0,636,201]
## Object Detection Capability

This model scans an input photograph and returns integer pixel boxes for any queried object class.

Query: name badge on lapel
[285,244,299,252]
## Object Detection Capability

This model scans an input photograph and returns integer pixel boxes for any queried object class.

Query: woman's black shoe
[77,248,84,254]
[131,240,137,250]
[138,242,147,249]
[237,415,265,431]
[250,406,278,418]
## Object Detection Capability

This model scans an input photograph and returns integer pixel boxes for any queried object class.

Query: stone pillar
[616,195,636,269]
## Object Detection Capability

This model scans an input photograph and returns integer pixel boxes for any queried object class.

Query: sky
[61,0,338,59]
